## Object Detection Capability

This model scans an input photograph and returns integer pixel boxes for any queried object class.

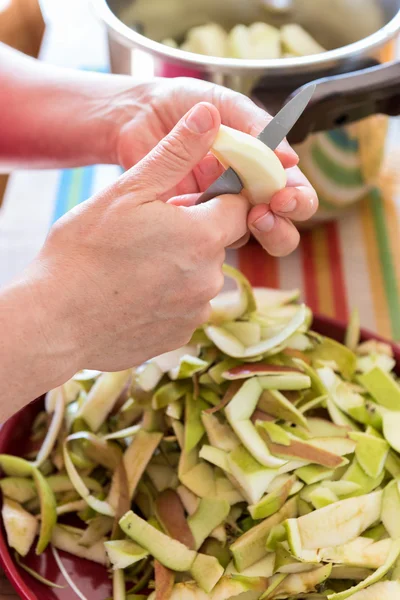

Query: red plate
[0,315,399,599]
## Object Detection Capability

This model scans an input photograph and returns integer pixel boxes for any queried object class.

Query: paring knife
[195,83,316,205]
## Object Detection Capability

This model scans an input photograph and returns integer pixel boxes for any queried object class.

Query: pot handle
[286,61,400,145]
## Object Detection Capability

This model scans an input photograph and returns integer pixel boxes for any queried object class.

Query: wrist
[0,263,81,418]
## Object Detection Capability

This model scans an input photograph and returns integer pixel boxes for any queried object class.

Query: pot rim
[92,0,400,73]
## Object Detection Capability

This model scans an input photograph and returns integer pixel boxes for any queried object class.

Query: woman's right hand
[26,102,249,378]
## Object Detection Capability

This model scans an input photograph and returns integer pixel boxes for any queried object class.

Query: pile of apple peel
[2,265,400,600]
[162,22,325,60]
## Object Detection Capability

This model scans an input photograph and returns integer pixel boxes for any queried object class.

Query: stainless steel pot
[93,0,400,221]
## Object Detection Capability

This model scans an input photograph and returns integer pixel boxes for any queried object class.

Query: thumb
[120,103,221,202]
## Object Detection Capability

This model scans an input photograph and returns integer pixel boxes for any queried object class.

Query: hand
[113,77,318,256]
[27,103,249,377]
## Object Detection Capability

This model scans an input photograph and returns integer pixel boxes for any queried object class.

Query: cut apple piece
[258,423,348,468]
[308,486,338,509]
[104,539,149,570]
[78,369,131,432]
[154,560,174,600]
[188,497,230,550]
[186,23,228,57]
[295,464,334,485]
[321,537,391,569]
[326,539,400,600]
[211,574,268,600]
[2,498,38,557]
[358,366,400,411]
[248,475,295,520]
[281,24,326,56]
[312,338,356,380]
[294,491,382,550]
[51,524,107,565]
[382,480,400,539]
[274,542,314,574]
[383,410,400,453]
[309,436,356,456]
[306,417,351,438]
[180,462,216,498]
[123,429,163,500]
[224,322,261,347]
[184,394,208,454]
[228,445,279,505]
[191,553,224,593]
[331,566,374,581]
[229,24,253,59]
[233,420,286,468]
[153,345,199,373]
[169,355,209,381]
[0,477,36,503]
[257,389,308,428]
[199,445,231,474]
[201,412,240,452]
[225,379,285,468]
[263,563,332,598]
[155,489,196,549]
[152,381,189,410]
[230,498,297,571]
[119,511,196,572]
[206,305,307,358]
[210,264,257,324]
[248,22,281,59]
[258,423,291,446]
[345,308,360,351]
[136,361,163,391]
[342,581,400,599]
[349,432,389,478]
[342,457,385,496]
[222,363,300,381]
[225,554,275,578]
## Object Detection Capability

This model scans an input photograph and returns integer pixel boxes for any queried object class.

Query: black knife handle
[286,61,400,145]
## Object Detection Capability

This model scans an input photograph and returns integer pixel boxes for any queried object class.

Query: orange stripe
[237,242,268,287]
[263,252,279,289]
[360,195,391,337]
[300,231,318,312]
[311,226,335,317]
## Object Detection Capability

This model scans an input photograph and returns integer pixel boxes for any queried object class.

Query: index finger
[189,193,250,248]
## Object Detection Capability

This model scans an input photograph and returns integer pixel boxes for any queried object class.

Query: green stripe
[318,195,342,212]
[67,168,85,211]
[311,143,364,187]
[368,188,400,340]
[327,130,359,153]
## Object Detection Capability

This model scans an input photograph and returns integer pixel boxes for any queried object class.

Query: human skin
[0,45,318,420]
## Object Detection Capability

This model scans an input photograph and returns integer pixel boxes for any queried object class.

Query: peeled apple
[211,125,287,204]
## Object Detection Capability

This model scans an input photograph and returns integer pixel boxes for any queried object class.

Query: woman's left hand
[113,77,318,256]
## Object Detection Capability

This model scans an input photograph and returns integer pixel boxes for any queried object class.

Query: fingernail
[253,211,275,232]
[280,198,297,213]
[186,104,214,134]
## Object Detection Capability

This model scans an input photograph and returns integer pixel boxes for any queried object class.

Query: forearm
[0,267,79,421]
[0,43,143,169]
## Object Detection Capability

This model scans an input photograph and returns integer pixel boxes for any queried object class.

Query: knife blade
[195,83,316,205]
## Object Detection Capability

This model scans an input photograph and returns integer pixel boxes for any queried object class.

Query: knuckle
[157,132,191,171]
